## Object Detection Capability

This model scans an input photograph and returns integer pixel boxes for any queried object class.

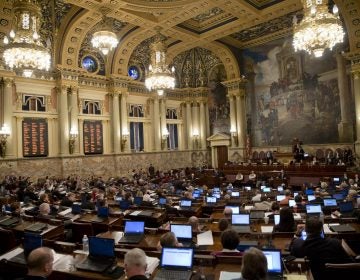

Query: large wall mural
[243,38,347,146]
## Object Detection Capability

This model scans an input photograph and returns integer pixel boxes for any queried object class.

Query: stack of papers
[145,256,160,277]
[219,271,241,280]
[130,210,142,216]
[261,226,274,233]
[197,230,214,246]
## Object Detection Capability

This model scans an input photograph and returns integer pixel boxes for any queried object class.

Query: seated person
[309,190,323,204]
[223,207,233,219]
[212,229,242,256]
[25,247,54,280]
[124,248,148,280]
[251,190,262,202]
[218,218,230,231]
[157,232,183,251]
[240,247,267,280]
[60,192,76,207]
[188,216,203,232]
[274,207,295,232]
[267,202,280,220]
[279,189,292,206]
[293,194,305,212]
[38,202,55,219]
[302,216,352,280]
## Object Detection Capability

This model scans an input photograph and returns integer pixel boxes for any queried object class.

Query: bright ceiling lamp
[3,0,51,78]
[145,28,175,95]
[293,0,344,58]
[91,10,118,56]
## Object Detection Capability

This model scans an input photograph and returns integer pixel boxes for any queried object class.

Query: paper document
[261,226,274,233]
[130,210,142,216]
[58,208,71,216]
[293,213,301,220]
[244,205,254,210]
[219,271,241,280]
[197,230,214,246]
[145,256,160,277]
[0,247,23,260]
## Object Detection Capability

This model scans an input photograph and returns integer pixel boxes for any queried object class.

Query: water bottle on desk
[82,234,89,253]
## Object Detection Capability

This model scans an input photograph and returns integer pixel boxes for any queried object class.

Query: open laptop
[307,195,315,202]
[338,201,354,217]
[262,249,284,280]
[76,236,116,273]
[118,221,145,244]
[333,193,344,201]
[92,206,109,222]
[9,232,43,264]
[153,247,194,280]
[231,214,251,233]
[206,196,217,204]
[276,195,285,202]
[323,198,337,207]
[274,214,280,225]
[288,199,296,207]
[225,205,240,214]
[306,204,322,216]
[179,200,192,209]
[231,191,240,198]
[119,200,131,210]
[170,224,193,247]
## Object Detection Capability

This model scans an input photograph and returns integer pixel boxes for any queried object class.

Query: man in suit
[25,247,54,280]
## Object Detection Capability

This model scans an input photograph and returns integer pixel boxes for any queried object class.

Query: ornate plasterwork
[192,7,225,23]
[244,0,283,10]
[172,47,224,88]
[128,37,153,82]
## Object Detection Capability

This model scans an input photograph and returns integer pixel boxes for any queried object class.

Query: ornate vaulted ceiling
[0,0,359,80]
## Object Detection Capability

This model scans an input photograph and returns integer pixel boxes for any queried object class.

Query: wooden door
[217,146,228,169]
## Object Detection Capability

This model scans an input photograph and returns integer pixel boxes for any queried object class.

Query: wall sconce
[121,129,129,151]
[0,124,11,158]
[69,128,78,154]
[230,128,238,146]
[192,129,200,149]
[161,128,169,150]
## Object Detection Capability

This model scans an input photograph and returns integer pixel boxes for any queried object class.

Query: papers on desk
[145,256,160,277]
[219,271,241,280]
[323,224,335,234]
[264,211,273,217]
[261,226,274,233]
[293,213,301,220]
[130,210,142,216]
[244,205,254,211]
[58,208,71,216]
[0,247,23,260]
[197,230,214,246]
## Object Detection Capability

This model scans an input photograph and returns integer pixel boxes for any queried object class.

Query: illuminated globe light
[293,0,344,58]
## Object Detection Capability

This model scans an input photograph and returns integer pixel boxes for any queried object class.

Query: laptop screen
[72,203,82,214]
[24,232,43,256]
[306,189,314,195]
[206,196,217,203]
[192,192,200,199]
[244,186,251,191]
[213,192,221,199]
[276,195,285,202]
[288,199,295,207]
[232,214,250,225]
[97,206,109,217]
[301,230,324,240]
[125,221,145,234]
[274,214,280,225]
[159,197,167,205]
[263,187,271,193]
[160,247,194,269]
[306,204,322,214]
[323,198,337,207]
[119,200,130,210]
[213,187,220,192]
[231,191,240,197]
[294,192,298,197]
[278,186,284,192]
[225,205,240,214]
[333,193,344,200]
[307,195,315,202]
[133,197,143,205]
[89,236,114,258]
[170,224,192,239]
[262,249,283,274]
[333,177,340,183]
[180,200,192,207]
[339,201,354,213]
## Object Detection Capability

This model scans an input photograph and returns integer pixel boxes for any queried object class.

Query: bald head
[27,247,54,277]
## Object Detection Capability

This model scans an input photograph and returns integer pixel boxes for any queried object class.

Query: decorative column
[186,101,192,150]
[336,52,353,142]
[120,92,129,152]
[192,101,200,149]
[1,76,15,157]
[199,100,206,149]
[148,99,155,151]
[79,119,84,155]
[228,93,236,146]
[111,92,121,154]
[70,86,79,154]
[58,85,69,156]
[153,97,161,151]
[236,90,246,148]
[160,98,167,150]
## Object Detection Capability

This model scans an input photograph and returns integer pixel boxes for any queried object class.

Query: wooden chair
[0,227,17,254]
[71,222,94,243]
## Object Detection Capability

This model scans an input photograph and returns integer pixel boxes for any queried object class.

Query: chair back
[71,222,94,243]
[0,227,17,254]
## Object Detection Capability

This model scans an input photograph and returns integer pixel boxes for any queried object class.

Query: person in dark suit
[274,207,295,232]
[124,248,148,280]
[25,247,54,280]
[309,191,323,205]
[302,217,352,280]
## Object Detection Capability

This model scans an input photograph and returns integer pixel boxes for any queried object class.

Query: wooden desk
[75,213,122,235]
[10,220,64,240]
[124,209,166,228]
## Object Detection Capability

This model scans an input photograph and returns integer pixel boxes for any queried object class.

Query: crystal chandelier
[145,29,175,95]
[91,13,118,56]
[293,0,344,58]
[3,0,51,78]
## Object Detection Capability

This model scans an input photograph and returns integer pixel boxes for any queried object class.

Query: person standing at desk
[124,248,148,280]
[25,247,54,280]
